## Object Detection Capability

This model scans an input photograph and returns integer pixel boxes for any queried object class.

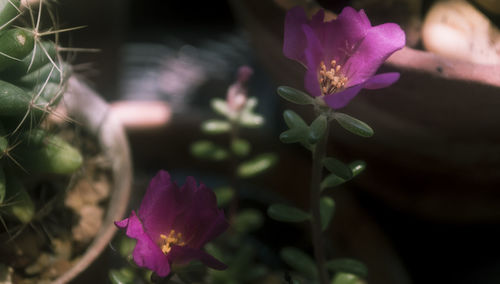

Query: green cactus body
[17,129,83,175]
[0,0,82,228]
[0,28,35,72]
[2,40,58,78]
[0,0,20,28]
[4,173,34,223]
[0,79,48,116]
[34,81,66,105]
[17,61,71,87]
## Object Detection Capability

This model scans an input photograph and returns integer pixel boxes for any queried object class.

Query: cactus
[0,0,82,225]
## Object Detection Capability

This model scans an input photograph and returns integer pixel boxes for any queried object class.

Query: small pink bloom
[227,66,253,112]
[283,6,405,109]
[115,170,228,277]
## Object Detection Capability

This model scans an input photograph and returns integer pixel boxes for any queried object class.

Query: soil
[0,121,112,284]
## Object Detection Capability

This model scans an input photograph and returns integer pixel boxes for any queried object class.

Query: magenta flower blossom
[227,66,253,112]
[283,6,406,109]
[115,170,228,277]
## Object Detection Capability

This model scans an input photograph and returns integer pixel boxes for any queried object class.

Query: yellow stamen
[160,230,186,254]
[319,60,348,96]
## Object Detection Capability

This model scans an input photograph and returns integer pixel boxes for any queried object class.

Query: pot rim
[53,76,133,284]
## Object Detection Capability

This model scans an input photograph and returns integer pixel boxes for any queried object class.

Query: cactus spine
[0,0,82,225]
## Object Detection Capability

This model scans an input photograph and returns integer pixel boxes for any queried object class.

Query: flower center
[160,230,186,254]
[319,60,348,96]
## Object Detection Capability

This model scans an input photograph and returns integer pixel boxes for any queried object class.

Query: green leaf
[109,268,135,284]
[201,119,231,134]
[280,128,309,144]
[330,273,364,284]
[118,236,137,258]
[243,97,258,111]
[309,114,327,144]
[267,203,310,223]
[190,140,228,161]
[231,138,251,157]
[239,112,264,128]
[349,160,366,177]
[321,160,366,190]
[280,247,318,279]
[320,197,335,231]
[239,97,264,128]
[321,160,366,191]
[334,113,373,138]
[323,157,353,180]
[283,109,308,129]
[213,186,234,207]
[326,258,368,278]
[233,209,263,233]
[277,86,315,105]
[321,173,345,190]
[211,98,232,118]
[237,153,277,178]
[281,110,314,148]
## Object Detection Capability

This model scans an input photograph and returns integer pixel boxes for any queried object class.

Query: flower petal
[322,7,371,65]
[169,245,227,270]
[122,211,143,239]
[323,84,364,109]
[303,24,324,97]
[138,170,180,240]
[116,171,229,277]
[121,211,172,277]
[364,72,400,89]
[283,6,309,64]
[187,207,228,249]
[337,7,371,38]
[172,179,228,249]
[114,218,128,229]
[344,23,405,87]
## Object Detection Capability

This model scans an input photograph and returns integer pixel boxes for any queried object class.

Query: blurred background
[53,0,500,283]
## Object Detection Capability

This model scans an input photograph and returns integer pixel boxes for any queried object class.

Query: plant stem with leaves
[270,86,372,283]
[309,117,330,284]
[228,119,241,219]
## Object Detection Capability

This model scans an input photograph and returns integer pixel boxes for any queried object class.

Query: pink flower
[283,6,405,109]
[227,66,253,112]
[115,171,228,277]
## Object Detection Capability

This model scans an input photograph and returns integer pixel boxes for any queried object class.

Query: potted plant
[229,0,500,222]
[0,1,132,282]
[227,1,500,283]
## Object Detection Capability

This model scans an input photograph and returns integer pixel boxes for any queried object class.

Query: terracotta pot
[51,76,133,283]
[229,0,500,223]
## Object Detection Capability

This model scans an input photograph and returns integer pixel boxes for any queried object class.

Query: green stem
[228,119,240,220]
[310,119,330,284]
